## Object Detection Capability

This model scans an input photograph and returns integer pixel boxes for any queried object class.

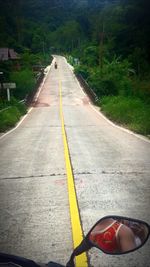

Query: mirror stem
[66,239,92,267]
[66,253,75,267]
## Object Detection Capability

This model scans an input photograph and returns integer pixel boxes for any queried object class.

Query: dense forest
[1,0,149,60]
[0,0,150,134]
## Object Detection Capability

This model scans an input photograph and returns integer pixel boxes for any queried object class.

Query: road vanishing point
[0,56,150,267]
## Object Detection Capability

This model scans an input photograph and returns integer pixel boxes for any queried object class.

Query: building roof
[0,48,20,61]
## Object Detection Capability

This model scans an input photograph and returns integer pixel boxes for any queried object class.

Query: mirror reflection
[89,217,149,254]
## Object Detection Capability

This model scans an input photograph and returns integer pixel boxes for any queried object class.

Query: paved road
[0,56,150,267]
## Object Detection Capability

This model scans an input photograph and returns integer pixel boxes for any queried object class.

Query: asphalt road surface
[0,56,150,267]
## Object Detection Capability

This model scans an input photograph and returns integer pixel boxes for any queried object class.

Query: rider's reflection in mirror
[89,218,137,253]
[116,219,149,247]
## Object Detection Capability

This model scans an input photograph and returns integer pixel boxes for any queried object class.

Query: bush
[88,70,118,96]
[82,46,99,67]
[131,78,150,104]
[0,98,27,132]
[74,64,90,80]
[100,96,150,135]
[88,57,133,97]
[10,69,35,99]
[0,99,9,109]
[9,98,27,114]
[0,106,21,131]
[21,52,52,68]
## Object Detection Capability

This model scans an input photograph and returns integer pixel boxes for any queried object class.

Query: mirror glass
[88,216,149,254]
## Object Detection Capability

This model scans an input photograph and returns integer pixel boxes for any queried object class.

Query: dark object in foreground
[66,215,150,266]
[0,216,149,267]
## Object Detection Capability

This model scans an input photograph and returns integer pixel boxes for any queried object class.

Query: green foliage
[74,64,90,80]
[128,48,149,77]
[0,97,26,112]
[49,20,83,52]
[131,78,150,104]
[0,99,27,132]
[86,57,132,97]
[101,96,150,135]
[21,51,51,67]
[0,106,20,131]
[0,0,150,75]
[82,46,99,66]
[0,99,9,110]
[10,69,35,99]
[9,98,27,114]
[0,61,14,82]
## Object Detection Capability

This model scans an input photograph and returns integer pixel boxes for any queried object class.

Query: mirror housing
[66,216,150,266]
[87,216,150,255]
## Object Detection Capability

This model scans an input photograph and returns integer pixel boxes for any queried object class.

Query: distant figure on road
[89,218,136,254]
[54,62,57,69]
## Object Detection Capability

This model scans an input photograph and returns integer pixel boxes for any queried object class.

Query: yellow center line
[59,79,88,267]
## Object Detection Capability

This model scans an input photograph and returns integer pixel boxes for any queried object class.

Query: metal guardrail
[19,99,25,104]
[76,74,99,104]
[25,71,44,106]
[1,72,95,112]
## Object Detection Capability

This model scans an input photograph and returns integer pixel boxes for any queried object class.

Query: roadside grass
[0,100,27,132]
[100,96,150,135]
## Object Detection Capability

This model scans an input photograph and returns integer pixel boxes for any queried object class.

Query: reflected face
[89,217,149,254]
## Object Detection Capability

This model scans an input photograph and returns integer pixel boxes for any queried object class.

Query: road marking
[59,80,88,267]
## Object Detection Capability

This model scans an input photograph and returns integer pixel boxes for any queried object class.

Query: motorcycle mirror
[87,216,150,255]
[66,216,150,266]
